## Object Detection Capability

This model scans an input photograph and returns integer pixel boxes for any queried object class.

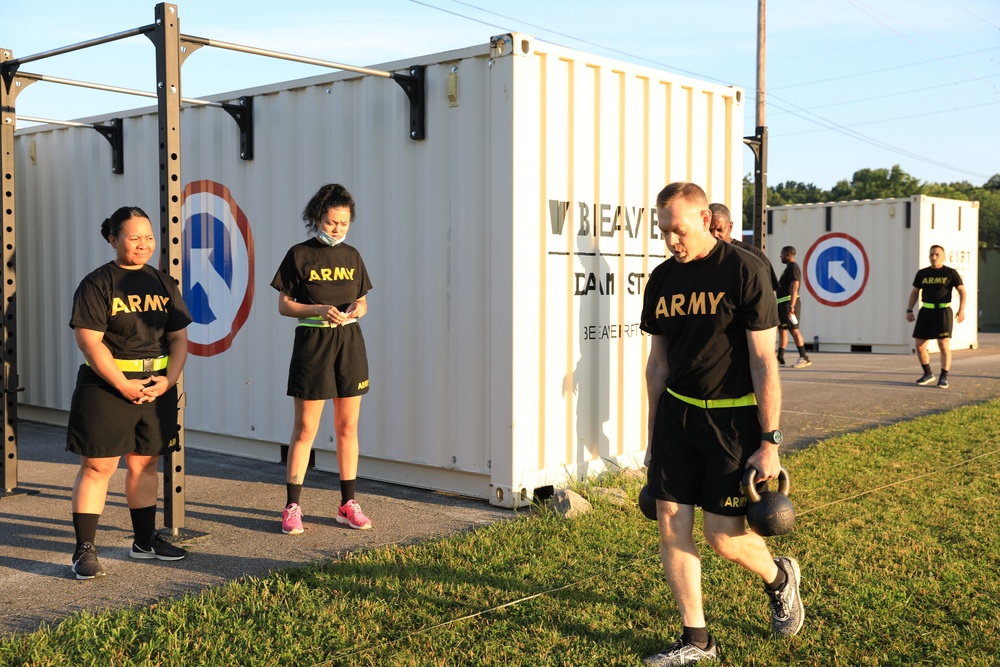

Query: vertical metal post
[743,126,768,251]
[0,48,21,495]
[152,3,186,531]
[749,0,768,252]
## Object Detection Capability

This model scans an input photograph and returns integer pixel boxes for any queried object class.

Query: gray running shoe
[643,637,718,666]
[71,542,106,580]
[130,535,187,561]
[767,556,804,637]
[915,372,936,386]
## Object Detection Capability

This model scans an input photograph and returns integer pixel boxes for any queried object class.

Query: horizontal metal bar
[16,72,222,108]
[2,25,155,68]
[17,115,95,128]
[180,34,393,79]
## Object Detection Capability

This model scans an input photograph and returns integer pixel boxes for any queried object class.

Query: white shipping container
[14,33,744,506]
[764,196,979,354]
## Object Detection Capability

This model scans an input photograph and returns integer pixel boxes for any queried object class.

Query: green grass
[4,399,1000,666]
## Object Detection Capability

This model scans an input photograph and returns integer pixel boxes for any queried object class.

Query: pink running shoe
[281,503,304,535]
[336,499,373,530]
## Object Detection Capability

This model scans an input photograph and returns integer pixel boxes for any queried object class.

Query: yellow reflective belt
[87,356,169,372]
[666,387,757,409]
[297,316,357,328]
[776,296,791,304]
[920,302,950,309]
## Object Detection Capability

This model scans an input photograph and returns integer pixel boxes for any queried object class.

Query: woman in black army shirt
[66,206,192,579]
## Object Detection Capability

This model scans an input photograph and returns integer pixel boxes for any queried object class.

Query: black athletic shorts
[777,301,801,331]
[286,324,370,400]
[66,365,179,458]
[912,306,953,340]
[647,390,761,516]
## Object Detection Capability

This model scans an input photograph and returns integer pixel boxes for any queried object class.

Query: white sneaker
[792,357,812,369]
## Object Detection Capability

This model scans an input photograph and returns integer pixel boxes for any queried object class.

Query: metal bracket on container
[221,95,253,160]
[392,65,425,140]
[92,118,124,174]
[490,33,534,59]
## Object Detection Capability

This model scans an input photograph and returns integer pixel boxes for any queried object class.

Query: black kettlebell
[742,466,795,536]
[638,484,658,521]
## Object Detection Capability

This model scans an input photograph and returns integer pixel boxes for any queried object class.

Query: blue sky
[3,0,998,189]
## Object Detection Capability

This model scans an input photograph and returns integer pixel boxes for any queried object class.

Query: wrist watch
[761,430,783,445]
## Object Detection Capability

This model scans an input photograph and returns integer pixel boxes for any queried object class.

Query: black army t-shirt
[640,240,778,400]
[912,265,962,305]
[271,238,373,310]
[776,261,801,299]
[69,262,192,359]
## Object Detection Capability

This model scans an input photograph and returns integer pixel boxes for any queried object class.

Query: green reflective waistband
[920,302,951,309]
[667,387,757,409]
[87,356,169,372]
[297,316,357,328]
[776,295,791,304]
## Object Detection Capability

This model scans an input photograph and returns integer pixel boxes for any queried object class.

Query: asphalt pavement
[1,334,998,636]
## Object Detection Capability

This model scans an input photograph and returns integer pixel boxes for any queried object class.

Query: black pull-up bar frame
[0,2,429,525]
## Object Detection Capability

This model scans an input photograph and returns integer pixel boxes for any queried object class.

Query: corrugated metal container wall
[764,196,978,354]
[14,35,743,506]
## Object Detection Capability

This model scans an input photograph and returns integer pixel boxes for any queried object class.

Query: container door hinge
[221,95,253,160]
[392,66,425,140]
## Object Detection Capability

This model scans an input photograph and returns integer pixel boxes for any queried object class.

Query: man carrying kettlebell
[639,183,803,666]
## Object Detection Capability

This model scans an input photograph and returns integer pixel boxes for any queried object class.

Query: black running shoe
[71,542,106,580]
[130,535,187,561]
[915,372,936,386]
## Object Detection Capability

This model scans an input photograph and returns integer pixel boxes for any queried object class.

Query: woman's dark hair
[101,206,150,241]
[301,184,355,232]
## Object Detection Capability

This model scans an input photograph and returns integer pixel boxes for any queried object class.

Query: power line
[768,46,1000,91]
[408,0,995,182]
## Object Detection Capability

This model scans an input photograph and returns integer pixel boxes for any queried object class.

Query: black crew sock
[286,483,303,507]
[129,505,157,547]
[72,512,100,547]
[939,369,949,380]
[340,478,356,506]
[921,363,932,375]
[681,626,710,650]
[777,348,786,362]
[796,344,809,360]
[765,566,787,592]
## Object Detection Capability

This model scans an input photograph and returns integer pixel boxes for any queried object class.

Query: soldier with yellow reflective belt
[270,184,374,535]
[776,246,812,369]
[66,206,192,580]
[906,244,966,389]
[638,183,803,665]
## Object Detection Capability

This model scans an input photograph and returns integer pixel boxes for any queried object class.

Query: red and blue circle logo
[181,180,255,356]
[803,232,869,307]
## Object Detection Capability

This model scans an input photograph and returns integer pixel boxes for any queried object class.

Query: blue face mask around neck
[316,230,345,247]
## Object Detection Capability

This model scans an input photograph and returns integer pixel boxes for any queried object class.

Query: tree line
[743,165,1000,247]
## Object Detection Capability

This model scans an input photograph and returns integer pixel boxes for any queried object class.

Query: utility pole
[743,0,769,250]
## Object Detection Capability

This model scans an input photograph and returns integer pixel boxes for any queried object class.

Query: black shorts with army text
[912,306,953,340]
[66,365,179,458]
[647,390,762,516]
[287,324,370,400]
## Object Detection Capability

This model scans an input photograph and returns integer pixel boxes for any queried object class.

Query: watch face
[773,430,783,444]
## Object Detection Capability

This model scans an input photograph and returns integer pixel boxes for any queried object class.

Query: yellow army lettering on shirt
[920,277,950,285]
[654,291,726,318]
[309,267,356,281]
[111,294,171,316]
